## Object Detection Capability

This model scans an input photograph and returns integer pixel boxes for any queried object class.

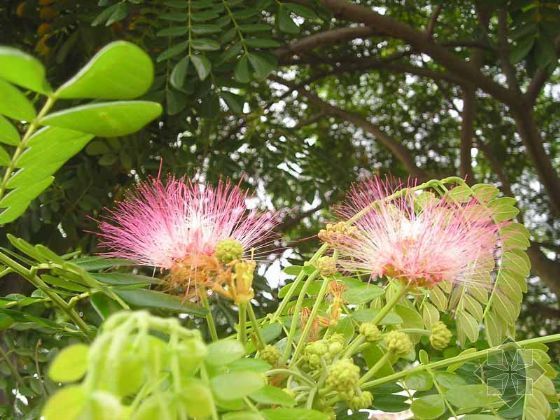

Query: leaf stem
[0,95,56,201]
[361,333,560,390]
[0,251,93,339]
[199,292,218,342]
[359,351,391,384]
[238,302,247,345]
[247,303,265,350]
[280,269,320,364]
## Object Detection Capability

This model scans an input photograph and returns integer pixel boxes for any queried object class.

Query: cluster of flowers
[99,175,498,295]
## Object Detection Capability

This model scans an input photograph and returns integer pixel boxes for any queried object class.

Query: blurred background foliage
[0,0,559,358]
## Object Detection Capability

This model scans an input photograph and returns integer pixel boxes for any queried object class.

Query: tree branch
[319,0,518,106]
[270,76,429,180]
[425,4,443,38]
[275,26,377,63]
[525,34,560,104]
[496,8,520,92]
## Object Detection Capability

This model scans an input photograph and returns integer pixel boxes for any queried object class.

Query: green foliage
[0,41,161,224]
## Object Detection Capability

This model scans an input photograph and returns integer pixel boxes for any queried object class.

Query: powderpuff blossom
[97,177,276,270]
[333,178,498,288]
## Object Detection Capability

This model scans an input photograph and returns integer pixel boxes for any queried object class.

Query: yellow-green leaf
[56,41,154,100]
[0,79,36,121]
[39,101,162,137]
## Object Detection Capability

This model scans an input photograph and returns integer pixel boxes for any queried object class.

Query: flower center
[214,238,244,264]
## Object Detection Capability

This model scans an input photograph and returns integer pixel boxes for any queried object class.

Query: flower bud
[215,238,244,264]
[359,322,381,342]
[349,390,373,410]
[384,330,413,357]
[325,359,360,393]
[259,345,280,366]
[316,256,337,276]
[429,321,452,350]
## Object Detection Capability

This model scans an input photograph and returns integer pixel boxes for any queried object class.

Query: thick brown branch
[319,0,518,106]
[275,26,376,62]
[527,244,560,298]
[510,105,560,215]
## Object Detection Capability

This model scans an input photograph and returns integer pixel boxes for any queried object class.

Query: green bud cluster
[215,238,244,264]
[315,256,337,276]
[259,345,281,366]
[384,330,413,357]
[302,334,345,370]
[349,390,373,410]
[359,322,381,342]
[430,321,452,350]
[325,359,360,400]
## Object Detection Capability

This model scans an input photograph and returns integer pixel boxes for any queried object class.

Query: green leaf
[411,395,446,419]
[245,38,281,48]
[351,309,402,324]
[0,146,9,166]
[434,372,467,388]
[10,127,94,188]
[223,412,263,420]
[0,313,14,330]
[250,385,295,406]
[157,42,189,62]
[445,384,503,410]
[248,53,276,80]
[456,310,480,343]
[0,46,50,93]
[157,26,189,36]
[210,371,265,400]
[182,379,214,418]
[405,372,433,391]
[0,79,36,121]
[234,55,251,83]
[191,24,222,35]
[0,176,53,224]
[277,6,300,34]
[170,57,189,89]
[42,386,86,420]
[114,289,206,316]
[285,3,317,19]
[190,54,212,80]
[471,184,499,203]
[489,197,519,222]
[510,36,535,63]
[39,101,162,137]
[0,115,20,145]
[90,272,162,286]
[228,358,270,373]
[262,408,328,420]
[221,91,244,114]
[56,41,154,100]
[206,339,245,366]
[342,284,384,304]
[105,3,128,25]
[48,344,89,383]
[191,39,221,51]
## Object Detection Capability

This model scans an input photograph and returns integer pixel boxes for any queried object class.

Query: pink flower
[334,178,498,287]
[97,177,276,269]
